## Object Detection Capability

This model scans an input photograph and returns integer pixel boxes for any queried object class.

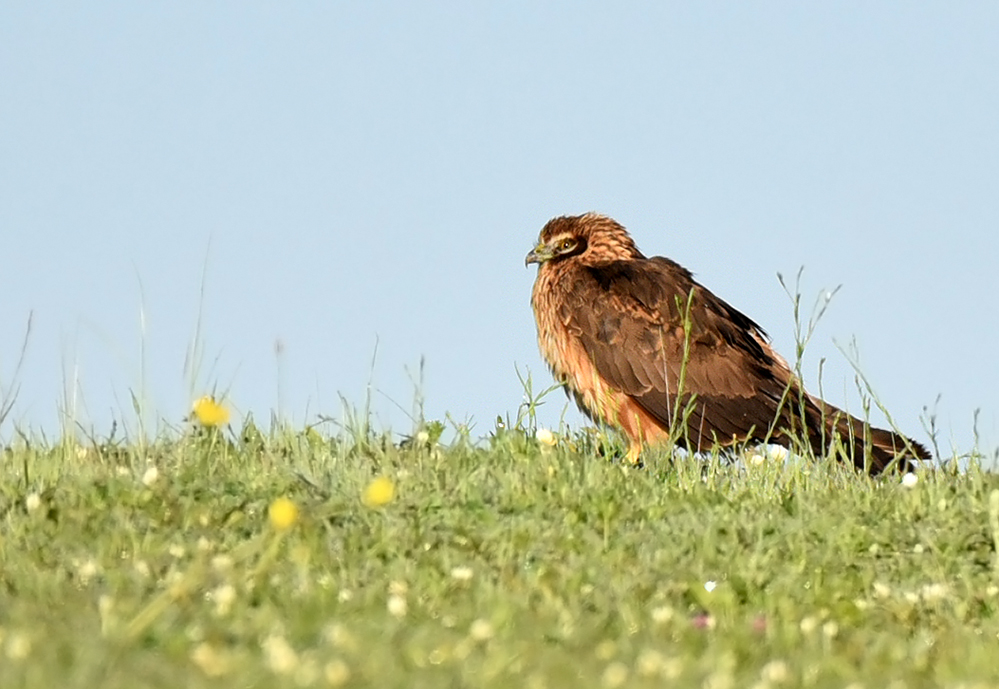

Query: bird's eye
[558,239,576,252]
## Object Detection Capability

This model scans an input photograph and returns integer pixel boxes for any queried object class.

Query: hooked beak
[524,242,551,267]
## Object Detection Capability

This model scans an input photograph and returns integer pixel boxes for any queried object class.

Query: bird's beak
[525,242,551,267]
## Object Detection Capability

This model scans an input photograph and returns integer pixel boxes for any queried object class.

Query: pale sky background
[1,3,996,459]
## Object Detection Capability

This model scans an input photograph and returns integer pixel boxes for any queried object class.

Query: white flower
[704,580,717,592]
[901,472,919,488]
[469,619,493,641]
[601,661,629,688]
[650,605,675,625]
[921,583,949,603]
[324,659,351,687]
[211,555,234,573]
[536,428,557,447]
[761,659,791,683]
[142,465,159,486]
[25,493,41,512]
[77,559,99,584]
[262,634,298,675]
[450,566,474,582]
[387,594,407,618]
[768,445,788,461]
[211,584,236,616]
[6,632,31,660]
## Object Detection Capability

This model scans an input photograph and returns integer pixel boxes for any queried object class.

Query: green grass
[2,419,998,689]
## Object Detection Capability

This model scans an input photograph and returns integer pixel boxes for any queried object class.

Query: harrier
[525,212,930,474]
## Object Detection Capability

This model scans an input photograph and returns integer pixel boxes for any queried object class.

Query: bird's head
[525,212,643,268]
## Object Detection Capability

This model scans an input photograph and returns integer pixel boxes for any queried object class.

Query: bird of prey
[525,212,930,474]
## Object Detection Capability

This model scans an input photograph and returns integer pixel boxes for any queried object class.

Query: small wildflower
[921,583,949,603]
[192,395,230,427]
[704,580,717,593]
[903,591,920,604]
[25,493,41,512]
[799,616,819,634]
[913,543,924,554]
[387,594,407,618]
[822,621,839,638]
[536,428,557,447]
[601,661,629,688]
[134,560,151,578]
[748,452,766,467]
[650,605,675,625]
[595,640,617,660]
[987,585,999,597]
[337,589,354,603]
[469,618,493,642]
[6,632,31,660]
[262,634,298,675]
[168,544,186,559]
[658,658,684,681]
[768,445,789,462]
[873,581,891,598]
[77,559,99,584]
[362,476,395,508]
[636,648,665,677]
[761,659,791,683]
[211,584,236,616]
[268,497,299,531]
[191,642,230,677]
[323,624,358,653]
[324,659,351,687]
[141,465,159,486]
[450,566,474,582]
[691,613,715,630]
[901,472,919,488]
[211,554,234,573]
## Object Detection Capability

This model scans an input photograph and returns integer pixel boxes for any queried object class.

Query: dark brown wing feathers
[564,254,927,473]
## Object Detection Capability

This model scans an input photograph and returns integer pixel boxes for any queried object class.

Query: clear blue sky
[2,3,996,457]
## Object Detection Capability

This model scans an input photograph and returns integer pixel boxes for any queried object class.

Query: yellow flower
[362,476,395,508]
[269,497,299,530]
[192,396,230,427]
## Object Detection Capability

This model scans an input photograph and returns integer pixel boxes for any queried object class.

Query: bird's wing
[561,257,796,445]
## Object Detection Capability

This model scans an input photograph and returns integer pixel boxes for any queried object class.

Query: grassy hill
[2,414,998,688]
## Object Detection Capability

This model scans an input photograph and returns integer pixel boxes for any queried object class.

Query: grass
[2,411,999,689]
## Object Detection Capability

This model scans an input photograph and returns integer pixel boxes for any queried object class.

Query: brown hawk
[525,212,930,474]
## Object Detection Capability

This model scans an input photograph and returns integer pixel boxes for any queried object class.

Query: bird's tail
[803,396,931,474]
